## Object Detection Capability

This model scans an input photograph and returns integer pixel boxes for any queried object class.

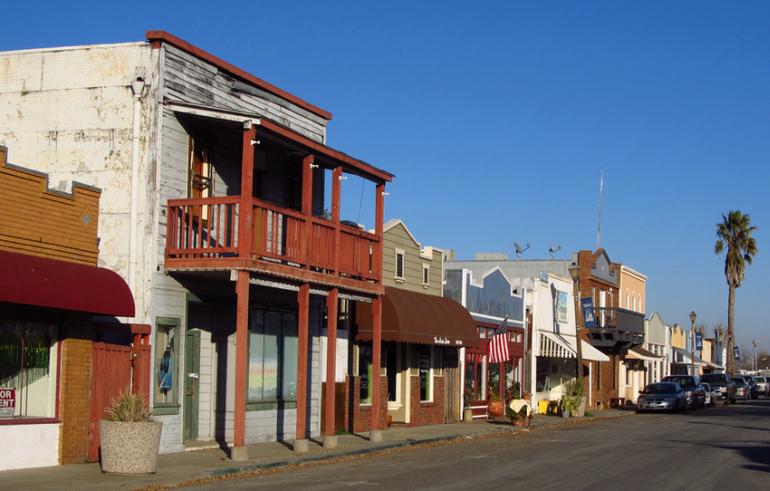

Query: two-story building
[353,221,477,429]
[0,147,142,470]
[0,31,393,460]
[571,250,645,408]
[644,312,671,384]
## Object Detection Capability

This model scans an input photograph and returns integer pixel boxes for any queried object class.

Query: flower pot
[488,400,504,418]
[100,420,162,473]
[463,408,474,422]
[575,396,587,417]
[561,408,571,418]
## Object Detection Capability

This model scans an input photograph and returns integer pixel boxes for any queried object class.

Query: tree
[715,210,758,374]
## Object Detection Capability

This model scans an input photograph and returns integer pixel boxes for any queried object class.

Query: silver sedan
[636,382,688,413]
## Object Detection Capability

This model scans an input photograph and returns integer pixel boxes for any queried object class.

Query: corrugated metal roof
[445,259,572,283]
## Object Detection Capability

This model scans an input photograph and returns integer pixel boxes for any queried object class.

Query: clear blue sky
[5,1,770,353]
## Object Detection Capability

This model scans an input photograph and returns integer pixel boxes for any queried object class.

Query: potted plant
[488,387,504,418]
[565,378,587,417]
[507,400,530,426]
[100,392,162,474]
[560,395,580,418]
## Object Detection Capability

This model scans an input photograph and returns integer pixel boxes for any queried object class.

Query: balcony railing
[165,196,380,283]
[592,307,645,335]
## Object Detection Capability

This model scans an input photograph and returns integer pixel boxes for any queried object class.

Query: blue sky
[5,1,770,353]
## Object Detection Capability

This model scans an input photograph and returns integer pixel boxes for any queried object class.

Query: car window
[756,377,766,383]
[700,374,726,384]
[643,383,677,394]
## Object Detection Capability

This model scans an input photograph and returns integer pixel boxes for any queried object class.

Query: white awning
[538,331,610,362]
[626,347,663,362]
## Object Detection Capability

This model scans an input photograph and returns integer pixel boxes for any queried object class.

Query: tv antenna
[514,242,530,258]
[596,167,605,248]
[548,244,562,259]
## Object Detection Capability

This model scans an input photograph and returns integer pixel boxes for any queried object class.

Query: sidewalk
[0,410,631,490]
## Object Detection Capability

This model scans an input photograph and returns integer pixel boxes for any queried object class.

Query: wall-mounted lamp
[310,163,319,169]
[250,139,260,146]
[382,191,390,197]
[339,175,348,181]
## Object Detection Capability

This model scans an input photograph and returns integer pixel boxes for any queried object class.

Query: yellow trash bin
[537,400,550,415]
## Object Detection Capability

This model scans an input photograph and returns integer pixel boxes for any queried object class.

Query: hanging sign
[734,346,741,360]
[695,332,703,351]
[581,298,596,328]
[0,388,15,418]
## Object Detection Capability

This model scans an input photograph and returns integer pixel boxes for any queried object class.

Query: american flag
[488,315,510,364]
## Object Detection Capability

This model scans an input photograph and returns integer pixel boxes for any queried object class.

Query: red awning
[357,286,479,348]
[0,250,135,317]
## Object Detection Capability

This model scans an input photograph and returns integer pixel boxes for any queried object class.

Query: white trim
[384,219,421,247]
[394,248,406,280]
[422,263,430,287]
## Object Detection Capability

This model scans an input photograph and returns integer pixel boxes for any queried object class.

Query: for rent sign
[0,388,15,417]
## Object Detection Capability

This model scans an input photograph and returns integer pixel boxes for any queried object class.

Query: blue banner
[581,298,596,328]
[695,332,703,351]
[734,346,741,360]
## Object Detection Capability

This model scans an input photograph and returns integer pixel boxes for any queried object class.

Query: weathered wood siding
[382,222,442,296]
[0,147,100,265]
[161,45,327,143]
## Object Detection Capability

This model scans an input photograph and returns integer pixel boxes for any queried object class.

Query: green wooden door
[183,330,201,442]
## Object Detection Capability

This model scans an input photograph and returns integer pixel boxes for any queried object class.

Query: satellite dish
[548,244,562,259]
[514,242,530,258]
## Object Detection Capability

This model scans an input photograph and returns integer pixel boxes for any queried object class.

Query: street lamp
[569,266,584,383]
[689,311,697,376]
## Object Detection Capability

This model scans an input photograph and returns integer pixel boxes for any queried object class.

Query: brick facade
[58,321,92,464]
[408,375,445,426]
[346,375,388,433]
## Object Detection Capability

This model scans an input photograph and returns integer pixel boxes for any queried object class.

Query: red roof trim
[0,251,135,317]
[258,118,394,182]
[146,30,333,121]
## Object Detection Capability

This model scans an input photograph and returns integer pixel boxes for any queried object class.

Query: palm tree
[715,210,758,374]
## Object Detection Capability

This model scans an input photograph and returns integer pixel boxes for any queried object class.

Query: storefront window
[0,320,58,420]
[154,318,180,409]
[248,310,298,402]
[359,343,372,403]
[418,345,432,402]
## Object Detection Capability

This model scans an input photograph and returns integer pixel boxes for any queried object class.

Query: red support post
[324,288,339,447]
[370,295,383,441]
[332,167,342,273]
[374,183,385,279]
[233,269,250,461]
[239,123,256,258]
[295,283,310,452]
[302,155,314,268]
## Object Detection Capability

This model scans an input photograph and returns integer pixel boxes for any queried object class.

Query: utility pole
[753,340,758,372]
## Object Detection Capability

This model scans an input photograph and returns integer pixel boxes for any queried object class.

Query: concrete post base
[294,438,310,454]
[230,446,249,462]
[323,435,338,449]
[369,430,383,443]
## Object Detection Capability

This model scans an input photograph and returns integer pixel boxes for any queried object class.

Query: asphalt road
[189,399,770,490]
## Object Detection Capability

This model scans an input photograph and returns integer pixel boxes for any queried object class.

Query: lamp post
[753,340,758,372]
[569,266,584,383]
[689,311,697,376]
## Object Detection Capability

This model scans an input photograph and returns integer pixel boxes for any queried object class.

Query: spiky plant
[105,392,152,422]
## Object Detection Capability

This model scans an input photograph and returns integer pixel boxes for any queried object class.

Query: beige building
[618,266,653,402]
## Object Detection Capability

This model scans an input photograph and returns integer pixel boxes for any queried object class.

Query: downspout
[128,72,146,318]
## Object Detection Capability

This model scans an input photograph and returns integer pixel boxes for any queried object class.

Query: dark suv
[700,373,736,404]
[662,375,705,409]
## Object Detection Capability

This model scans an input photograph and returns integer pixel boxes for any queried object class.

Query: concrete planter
[575,396,587,417]
[463,408,474,422]
[100,420,162,474]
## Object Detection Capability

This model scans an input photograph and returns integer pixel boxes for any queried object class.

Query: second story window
[422,264,430,286]
[395,249,405,280]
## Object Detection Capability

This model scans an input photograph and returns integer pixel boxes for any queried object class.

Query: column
[369,295,383,442]
[239,122,256,258]
[324,288,339,448]
[232,270,250,461]
[301,155,314,268]
[294,283,310,453]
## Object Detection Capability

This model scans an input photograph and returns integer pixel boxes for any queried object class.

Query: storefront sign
[555,291,569,324]
[695,332,703,351]
[0,388,15,418]
[581,298,596,328]
[433,336,450,345]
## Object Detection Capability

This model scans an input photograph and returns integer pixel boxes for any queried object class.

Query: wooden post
[295,283,310,453]
[239,123,256,259]
[232,270,250,461]
[374,183,385,278]
[369,295,383,441]
[332,167,342,274]
[324,288,339,448]
[302,155,314,269]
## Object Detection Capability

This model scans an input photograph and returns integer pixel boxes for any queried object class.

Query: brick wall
[346,375,387,433]
[58,318,92,464]
[590,355,619,409]
[408,375,445,426]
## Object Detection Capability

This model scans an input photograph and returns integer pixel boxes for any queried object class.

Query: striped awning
[538,331,609,362]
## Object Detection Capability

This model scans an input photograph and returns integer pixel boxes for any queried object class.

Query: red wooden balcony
[165,196,381,287]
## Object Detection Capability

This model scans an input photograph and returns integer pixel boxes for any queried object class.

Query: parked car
[700,373,736,404]
[636,382,687,413]
[698,383,718,407]
[731,376,751,401]
[662,375,705,409]
[754,376,769,397]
